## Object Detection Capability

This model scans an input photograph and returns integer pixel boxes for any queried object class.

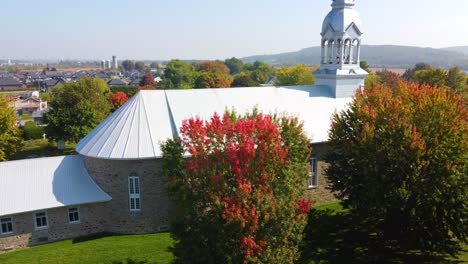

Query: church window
[0,217,13,235]
[308,157,318,188]
[34,212,48,230]
[68,208,80,224]
[128,176,141,212]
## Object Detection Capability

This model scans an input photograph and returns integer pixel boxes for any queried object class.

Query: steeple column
[356,43,361,64]
[321,41,325,64]
[349,41,354,64]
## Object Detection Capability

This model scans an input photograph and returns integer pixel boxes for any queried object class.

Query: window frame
[128,175,141,212]
[0,217,14,235]
[34,211,49,230]
[308,157,318,189]
[68,207,80,224]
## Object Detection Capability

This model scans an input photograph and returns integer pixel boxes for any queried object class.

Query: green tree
[243,61,275,84]
[415,68,447,87]
[225,57,244,75]
[163,60,196,89]
[275,64,315,86]
[232,72,259,87]
[134,61,146,72]
[402,63,432,81]
[360,60,370,73]
[162,111,311,264]
[326,82,468,253]
[364,73,381,88]
[446,66,466,92]
[0,96,22,161]
[121,60,135,72]
[45,77,112,143]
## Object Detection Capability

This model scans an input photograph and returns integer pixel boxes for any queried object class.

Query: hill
[242,45,468,70]
[441,46,468,55]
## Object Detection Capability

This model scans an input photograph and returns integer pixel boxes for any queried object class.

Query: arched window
[352,39,360,64]
[328,40,335,64]
[128,175,141,212]
[344,39,352,64]
[322,40,329,64]
[336,39,342,64]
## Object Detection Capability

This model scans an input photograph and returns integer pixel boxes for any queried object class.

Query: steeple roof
[322,0,362,34]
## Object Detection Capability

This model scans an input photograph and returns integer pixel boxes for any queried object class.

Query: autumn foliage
[162,111,311,264]
[326,82,468,253]
[109,92,129,111]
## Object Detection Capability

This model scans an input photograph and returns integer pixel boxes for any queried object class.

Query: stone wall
[83,157,174,234]
[0,203,108,252]
[305,142,337,204]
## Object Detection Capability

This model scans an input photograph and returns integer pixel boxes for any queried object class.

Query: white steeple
[314,0,368,98]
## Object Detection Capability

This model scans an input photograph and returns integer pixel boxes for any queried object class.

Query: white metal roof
[76,86,352,160]
[0,155,111,217]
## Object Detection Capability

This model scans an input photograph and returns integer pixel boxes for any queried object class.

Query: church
[0,0,368,251]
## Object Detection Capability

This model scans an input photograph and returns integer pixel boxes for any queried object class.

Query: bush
[326,82,468,253]
[23,121,44,140]
[162,111,311,264]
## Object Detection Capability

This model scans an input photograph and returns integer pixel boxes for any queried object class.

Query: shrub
[23,121,44,140]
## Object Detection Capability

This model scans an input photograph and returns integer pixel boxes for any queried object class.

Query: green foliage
[45,77,112,143]
[110,85,139,97]
[402,63,432,81]
[162,111,311,264]
[225,57,244,75]
[243,61,276,84]
[364,73,381,88]
[0,96,22,161]
[23,121,44,140]
[415,68,448,87]
[232,72,259,87]
[134,61,146,72]
[194,71,233,88]
[121,60,135,72]
[275,64,315,86]
[163,60,196,89]
[446,66,466,92]
[360,60,370,73]
[326,82,468,253]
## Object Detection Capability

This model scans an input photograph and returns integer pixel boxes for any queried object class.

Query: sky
[1,0,467,61]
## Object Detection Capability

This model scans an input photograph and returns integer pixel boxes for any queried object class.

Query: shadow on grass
[299,208,465,264]
[111,259,148,264]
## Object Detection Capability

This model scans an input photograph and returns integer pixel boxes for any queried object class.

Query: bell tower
[314,0,368,98]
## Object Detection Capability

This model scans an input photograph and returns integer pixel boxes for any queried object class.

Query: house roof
[0,76,22,87]
[0,155,112,217]
[76,86,352,160]
[107,79,128,86]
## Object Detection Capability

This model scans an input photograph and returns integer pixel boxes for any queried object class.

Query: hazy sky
[1,0,467,60]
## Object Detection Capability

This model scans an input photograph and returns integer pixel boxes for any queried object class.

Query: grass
[300,202,468,264]
[11,139,76,160]
[0,233,174,264]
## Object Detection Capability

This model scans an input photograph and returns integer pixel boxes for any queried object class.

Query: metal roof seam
[140,92,157,157]
[98,94,138,158]
[122,93,140,159]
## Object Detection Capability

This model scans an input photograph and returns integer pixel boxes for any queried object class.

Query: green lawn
[0,233,175,264]
[301,202,468,264]
[11,139,76,160]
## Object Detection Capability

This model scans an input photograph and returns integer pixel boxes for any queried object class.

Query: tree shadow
[299,208,465,264]
[111,259,148,264]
